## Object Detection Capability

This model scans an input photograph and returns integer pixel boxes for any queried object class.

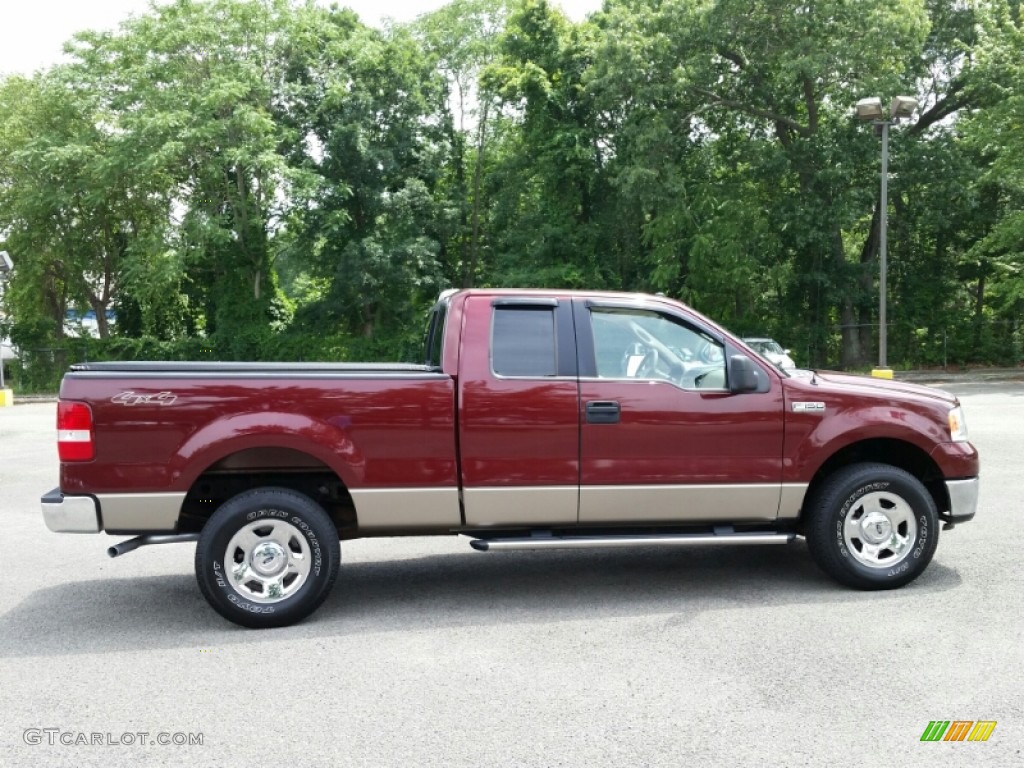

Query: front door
[575,300,785,524]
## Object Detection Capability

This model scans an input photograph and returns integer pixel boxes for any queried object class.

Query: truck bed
[69,361,440,375]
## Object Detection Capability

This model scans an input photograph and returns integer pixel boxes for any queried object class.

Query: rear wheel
[804,463,939,590]
[195,487,340,628]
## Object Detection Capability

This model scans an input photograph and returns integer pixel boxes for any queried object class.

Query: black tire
[804,463,939,590]
[195,487,340,628]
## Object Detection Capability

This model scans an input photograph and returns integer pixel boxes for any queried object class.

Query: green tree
[279,5,449,342]
[483,0,609,287]
[0,68,169,344]
[414,0,510,287]
[954,3,1024,361]
[65,0,298,354]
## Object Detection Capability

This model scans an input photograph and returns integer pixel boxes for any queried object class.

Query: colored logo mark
[920,720,997,742]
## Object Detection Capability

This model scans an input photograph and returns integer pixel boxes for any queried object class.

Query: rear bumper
[41,488,185,533]
[942,478,979,524]
[41,488,100,533]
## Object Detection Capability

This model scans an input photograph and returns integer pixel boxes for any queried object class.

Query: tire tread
[195,487,340,628]
[804,462,939,591]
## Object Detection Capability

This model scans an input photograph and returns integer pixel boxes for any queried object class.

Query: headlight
[948,406,969,442]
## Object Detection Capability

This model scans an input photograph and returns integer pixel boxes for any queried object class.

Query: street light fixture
[855,95,918,377]
[855,97,884,121]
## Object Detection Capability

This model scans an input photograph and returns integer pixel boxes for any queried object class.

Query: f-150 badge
[112,391,178,407]
[792,401,826,413]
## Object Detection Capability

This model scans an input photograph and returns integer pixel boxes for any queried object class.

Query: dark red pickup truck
[42,289,979,628]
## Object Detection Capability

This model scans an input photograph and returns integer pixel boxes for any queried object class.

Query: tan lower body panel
[350,487,461,530]
[98,493,186,532]
[778,483,809,520]
[579,484,795,524]
[464,484,808,527]
[87,484,805,534]
[463,486,578,526]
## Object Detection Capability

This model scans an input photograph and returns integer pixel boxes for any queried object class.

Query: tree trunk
[92,302,110,339]
[832,221,863,368]
[465,98,491,288]
[972,269,987,355]
[854,201,882,365]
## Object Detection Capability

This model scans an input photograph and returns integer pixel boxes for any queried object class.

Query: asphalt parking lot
[0,381,1021,767]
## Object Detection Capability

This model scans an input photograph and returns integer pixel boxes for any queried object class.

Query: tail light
[57,401,94,461]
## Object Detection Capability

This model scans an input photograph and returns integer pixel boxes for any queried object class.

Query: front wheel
[195,487,340,628]
[804,463,939,590]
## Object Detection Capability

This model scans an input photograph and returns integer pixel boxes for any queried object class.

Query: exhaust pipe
[107,533,200,558]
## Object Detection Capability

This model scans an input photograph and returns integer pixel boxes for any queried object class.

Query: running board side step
[465,531,795,552]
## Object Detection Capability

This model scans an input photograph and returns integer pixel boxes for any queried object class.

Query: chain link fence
[789,318,1024,371]
[5,317,1022,395]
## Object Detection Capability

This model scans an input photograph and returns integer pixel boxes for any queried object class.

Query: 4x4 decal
[111,391,178,407]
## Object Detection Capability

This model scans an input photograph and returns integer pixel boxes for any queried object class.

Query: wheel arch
[802,438,949,524]
[172,412,364,489]
[177,445,358,537]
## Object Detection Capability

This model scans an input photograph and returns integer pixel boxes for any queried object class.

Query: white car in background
[743,337,796,370]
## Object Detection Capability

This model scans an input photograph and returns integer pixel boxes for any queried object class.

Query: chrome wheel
[842,491,917,569]
[805,464,938,590]
[224,518,312,603]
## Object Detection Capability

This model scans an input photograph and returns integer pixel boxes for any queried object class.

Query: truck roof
[442,287,673,301]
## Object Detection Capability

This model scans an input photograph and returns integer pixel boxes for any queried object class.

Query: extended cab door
[458,296,580,526]
[575,299,786,524]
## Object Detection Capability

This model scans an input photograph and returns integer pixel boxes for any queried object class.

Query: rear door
[458,296,580,526]
[575,299,786,524]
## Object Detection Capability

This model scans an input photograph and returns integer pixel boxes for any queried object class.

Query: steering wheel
[698,341,724,364]
[635,347,659,378]
[630,322,658,348]
[628,321,686,368]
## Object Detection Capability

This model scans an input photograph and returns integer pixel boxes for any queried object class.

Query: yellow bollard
[0,388,12,407]
[870,368,894,380]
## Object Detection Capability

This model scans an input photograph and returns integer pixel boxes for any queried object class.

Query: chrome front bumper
[944,478,979,523]
[41,488,100,533]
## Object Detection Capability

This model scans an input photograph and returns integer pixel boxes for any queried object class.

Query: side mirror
[728,354,759,393]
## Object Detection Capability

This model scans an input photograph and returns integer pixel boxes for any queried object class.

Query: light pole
[0,250,12,393]
[855,96,917,378]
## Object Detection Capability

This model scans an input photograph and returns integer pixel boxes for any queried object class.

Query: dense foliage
[2,0,1022,390]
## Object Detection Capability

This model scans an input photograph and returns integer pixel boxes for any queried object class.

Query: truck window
[424,302,447,368]
[590,308,725,389]
[492,307,557,377]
